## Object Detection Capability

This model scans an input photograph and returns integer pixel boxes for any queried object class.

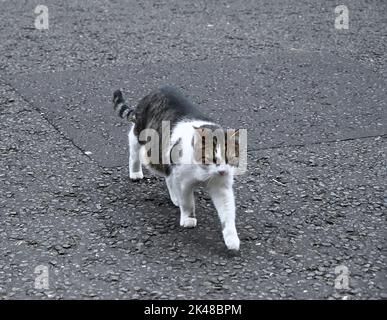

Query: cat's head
[192,125,240,177]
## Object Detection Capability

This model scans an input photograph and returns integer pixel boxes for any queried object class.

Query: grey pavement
[0,0,386,299]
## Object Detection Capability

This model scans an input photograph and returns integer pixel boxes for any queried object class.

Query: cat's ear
[226,129,240,166]
[192,128,204,148]
[228,129,239,139]
[192,127,211,164]
[192,127,208,147]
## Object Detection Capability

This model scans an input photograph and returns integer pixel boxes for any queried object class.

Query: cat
[112,85,241,251]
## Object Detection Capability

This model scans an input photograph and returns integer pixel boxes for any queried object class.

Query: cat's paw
[224,234,240,251]
[180,217,197,228]
[130,171,144,180]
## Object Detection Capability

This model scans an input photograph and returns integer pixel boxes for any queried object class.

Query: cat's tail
[112,89,135,122]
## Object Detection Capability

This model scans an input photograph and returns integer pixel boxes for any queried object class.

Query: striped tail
[112,89,135,122]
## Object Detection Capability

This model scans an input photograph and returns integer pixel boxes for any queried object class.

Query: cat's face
[192,127,240,177]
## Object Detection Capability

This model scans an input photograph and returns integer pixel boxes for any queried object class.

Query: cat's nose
[218,170,226,176]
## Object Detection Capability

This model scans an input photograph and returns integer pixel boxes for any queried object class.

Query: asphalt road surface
[0,0,386,299]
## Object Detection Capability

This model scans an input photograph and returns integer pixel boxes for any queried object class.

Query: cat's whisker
[205,174,216,186]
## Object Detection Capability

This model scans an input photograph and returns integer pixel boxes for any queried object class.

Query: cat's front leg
[208,183,240,251]
[178,183,197,228]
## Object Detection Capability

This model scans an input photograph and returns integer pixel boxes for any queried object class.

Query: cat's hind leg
[166,175,179,207]
[128,125,144,180]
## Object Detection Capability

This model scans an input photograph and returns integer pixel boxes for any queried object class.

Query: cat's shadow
[99,173,242,257]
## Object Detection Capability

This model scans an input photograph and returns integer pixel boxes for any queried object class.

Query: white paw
[224,234,240,251]
[130,171,143,180]
[180,217,197,228]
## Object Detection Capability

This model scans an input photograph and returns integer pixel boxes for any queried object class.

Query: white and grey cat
[112,86,240,251]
